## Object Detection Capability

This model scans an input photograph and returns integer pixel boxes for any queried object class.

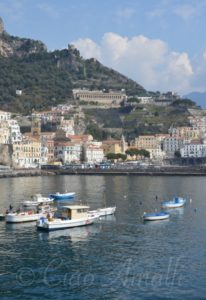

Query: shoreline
[1,167,206,178]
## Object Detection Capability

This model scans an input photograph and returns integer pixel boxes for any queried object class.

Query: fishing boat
[88,206,116,218]
[49,192,75,200]
[143,211,170,221]
[161,197,186,209]
[23,194,53,207]
[36,205,99,231]
[5,205,55,223]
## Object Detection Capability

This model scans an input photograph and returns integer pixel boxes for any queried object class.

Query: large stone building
[73,89,127,105]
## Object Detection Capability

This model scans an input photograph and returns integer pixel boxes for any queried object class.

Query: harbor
[0,175,206,299]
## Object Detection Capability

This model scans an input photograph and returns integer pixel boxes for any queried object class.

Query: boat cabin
[60,205,89,220]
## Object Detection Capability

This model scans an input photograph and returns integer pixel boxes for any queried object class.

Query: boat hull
[5,213,39,223]
[143,212,170,221]
[88,206,116,218]
[50,193,75,200]
[37,217,94,231]
[161,198,186,209]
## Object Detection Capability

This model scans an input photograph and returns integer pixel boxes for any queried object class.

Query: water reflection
[38,224,102,243]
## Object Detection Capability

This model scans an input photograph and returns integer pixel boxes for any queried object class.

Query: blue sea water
[0,175,206,300]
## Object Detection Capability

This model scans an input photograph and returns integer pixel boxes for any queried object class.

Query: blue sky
[1,0,206,95]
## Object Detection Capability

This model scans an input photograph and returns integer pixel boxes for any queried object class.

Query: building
[7,120,22,144]
[84,144,104,163]
[73,89,127,105]
[57,119,75,135]
[169,126,201,142]
[0,110,11,121]
[12,136,42,168]
[162,137,184,157]
[135,135,158,149]
[180,140,206,158]
[0,122,10,144]
[102,138,127,155]
[54,141,82,163]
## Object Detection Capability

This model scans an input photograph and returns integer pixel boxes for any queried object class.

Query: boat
[0,214,5,221]
[161,197,186,209]
[22,194,53,207]
[49,192,76,200]
[5,205,55,223]
[36,205,99,231]
[88,206,116,218]
[143,211,170,221]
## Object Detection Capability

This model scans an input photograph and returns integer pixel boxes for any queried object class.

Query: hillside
[0,17,145,113]
[83,101,196,140]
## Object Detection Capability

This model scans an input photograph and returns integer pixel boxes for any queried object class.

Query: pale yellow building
[135,135,159,149]
[0,122,10,144]
[102,138,127,155]
[12,136,42,168]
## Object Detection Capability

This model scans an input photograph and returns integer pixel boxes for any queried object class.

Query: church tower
[31,116,41,138]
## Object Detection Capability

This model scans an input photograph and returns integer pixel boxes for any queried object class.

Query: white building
[136,96,154,105]
[57,118,75,135]
[180,142,206,158]
[0,110,11,121]
[84,144,104,163]
[8,120,22,144]
[54,141,82,163]
[147,147,166,160]
[162,137,183,157]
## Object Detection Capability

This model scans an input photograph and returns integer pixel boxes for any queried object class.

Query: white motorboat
[88,206,116,218]
[23,194,53,207]
[36,205,99,231]
[161,197,186,209]
[5,205,55,223]
[143,211,170,221]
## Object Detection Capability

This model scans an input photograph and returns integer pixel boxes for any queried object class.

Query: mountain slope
[0,18,145,113]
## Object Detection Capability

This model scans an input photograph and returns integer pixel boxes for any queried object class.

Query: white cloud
[116,7,136,19]
[71,38,101,60]
[147,8,165,18]
[72,32,194,94]
[174,4,198,20]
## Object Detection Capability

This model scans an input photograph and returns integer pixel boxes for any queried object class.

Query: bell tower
[31,116,41,137]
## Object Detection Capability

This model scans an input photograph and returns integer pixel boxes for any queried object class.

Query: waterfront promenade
[1,165,206,178]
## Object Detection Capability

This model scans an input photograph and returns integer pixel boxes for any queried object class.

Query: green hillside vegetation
[84,100,196,140]
[0,30,145,113]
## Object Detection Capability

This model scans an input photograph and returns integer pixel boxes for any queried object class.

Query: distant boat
[36,205,99,231]
[161,197,186,209]
[49,192,75,200]
[143,211,170,221]
[88,206,116,218]
[23,194,53,207]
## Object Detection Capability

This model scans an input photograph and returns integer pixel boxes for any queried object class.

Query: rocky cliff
[0,17,46,58]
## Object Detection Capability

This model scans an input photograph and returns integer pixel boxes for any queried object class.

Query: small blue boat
[49,192,75,201]
[143,211,170,221]
[161,197,186,209]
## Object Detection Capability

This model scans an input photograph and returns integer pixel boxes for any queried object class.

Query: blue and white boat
[49,192,75,201]
[161,197,186,209]
[143,211,170,221]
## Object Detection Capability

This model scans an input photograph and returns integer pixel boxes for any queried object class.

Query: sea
[0,175,206,300]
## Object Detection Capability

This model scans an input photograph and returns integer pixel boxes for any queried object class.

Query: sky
[1,0,206,95]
